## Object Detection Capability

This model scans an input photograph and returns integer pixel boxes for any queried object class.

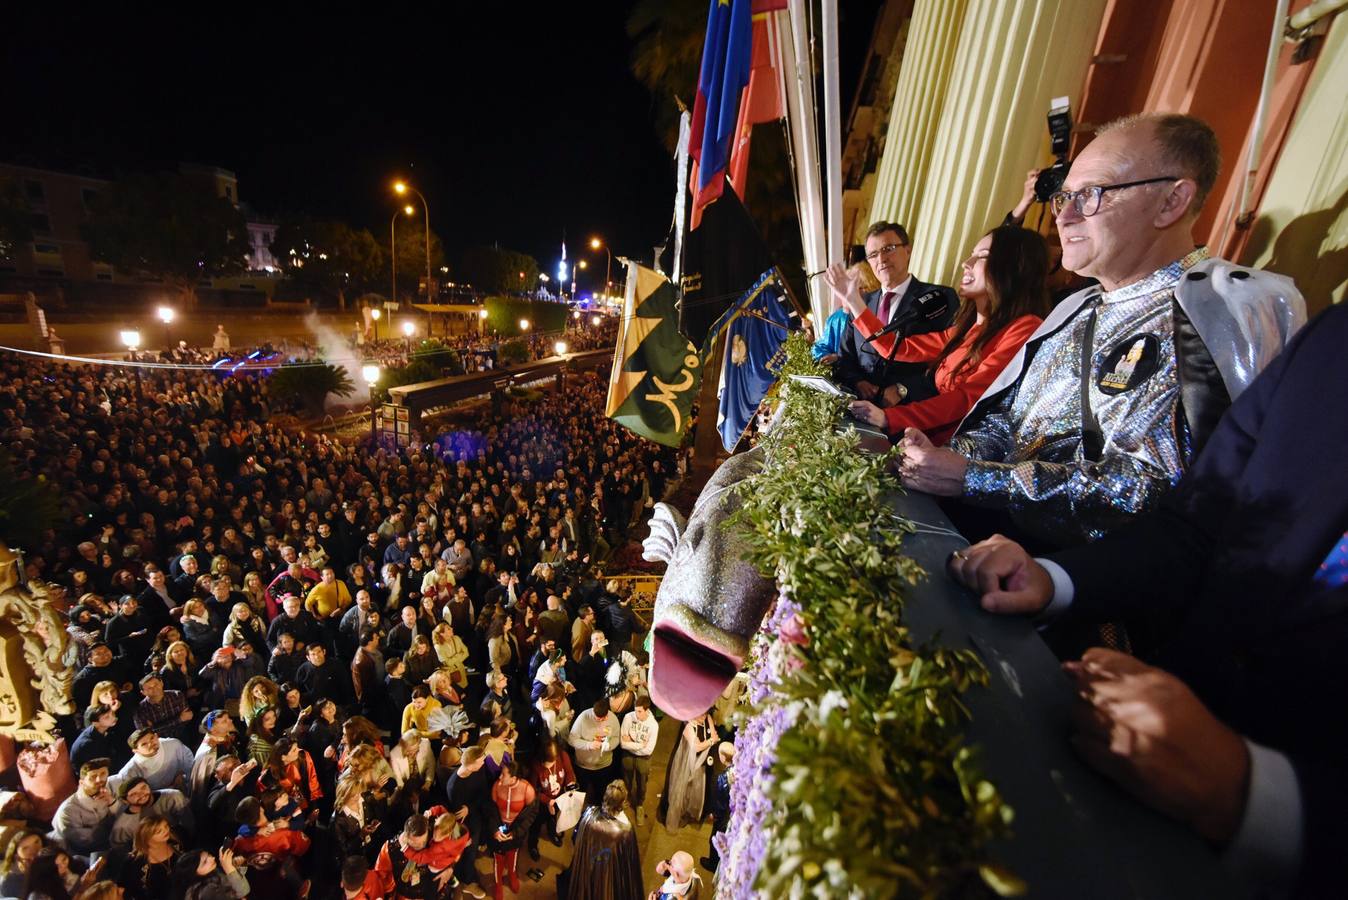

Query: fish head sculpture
[642,446,776,719]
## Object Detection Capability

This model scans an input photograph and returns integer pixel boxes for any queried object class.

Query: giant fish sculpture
[641,446,777,720]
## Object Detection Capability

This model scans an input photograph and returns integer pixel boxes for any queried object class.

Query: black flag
[678,176,774,350]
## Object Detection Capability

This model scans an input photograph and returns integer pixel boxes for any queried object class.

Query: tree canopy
[455,245,540,295]
[392,216,446,300]
[82,172,249,299]
[271,218,386,307]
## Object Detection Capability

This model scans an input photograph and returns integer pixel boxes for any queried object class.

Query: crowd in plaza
[0,317,724,899]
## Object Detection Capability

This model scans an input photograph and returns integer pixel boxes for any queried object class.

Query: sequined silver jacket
[949,251,1305,547]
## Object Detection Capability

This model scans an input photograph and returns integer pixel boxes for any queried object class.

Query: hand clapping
[822,263,867,318]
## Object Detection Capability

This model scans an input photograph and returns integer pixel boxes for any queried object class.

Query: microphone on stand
[861,290,948,344]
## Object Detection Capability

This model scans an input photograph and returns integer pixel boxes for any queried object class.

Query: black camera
[1033,97,1073,203]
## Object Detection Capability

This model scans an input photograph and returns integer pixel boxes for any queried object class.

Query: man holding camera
[833,222,958,405]
[899,113,1305,549]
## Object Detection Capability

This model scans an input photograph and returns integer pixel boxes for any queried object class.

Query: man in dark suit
[833,221,958,403]
[948,302,1348,898]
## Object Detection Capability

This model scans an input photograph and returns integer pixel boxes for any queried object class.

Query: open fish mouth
[649,602,747,720]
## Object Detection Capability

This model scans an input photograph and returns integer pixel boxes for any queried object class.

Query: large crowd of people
[0,322,724,899]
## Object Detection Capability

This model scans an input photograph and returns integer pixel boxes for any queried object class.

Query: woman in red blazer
[828,226,1050,445]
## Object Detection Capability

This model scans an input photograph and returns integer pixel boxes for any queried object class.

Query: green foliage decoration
[728,332,1022,898]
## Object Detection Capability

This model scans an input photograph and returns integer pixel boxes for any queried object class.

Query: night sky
[3,4,880,288]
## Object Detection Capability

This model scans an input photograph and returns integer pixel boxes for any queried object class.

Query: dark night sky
[2,4,880,288]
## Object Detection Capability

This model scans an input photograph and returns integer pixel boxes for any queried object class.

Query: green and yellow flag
[605,262,703,447]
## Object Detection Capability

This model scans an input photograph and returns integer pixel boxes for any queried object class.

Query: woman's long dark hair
[932,226,1050,380]
[24,848,73,900]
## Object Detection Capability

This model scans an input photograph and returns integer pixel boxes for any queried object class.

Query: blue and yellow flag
[716,270,791,451]
[606,262,703,448]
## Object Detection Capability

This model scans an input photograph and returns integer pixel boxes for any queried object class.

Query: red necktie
[877,290,896,323]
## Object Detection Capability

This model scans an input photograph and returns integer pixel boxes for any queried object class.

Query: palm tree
[266,362,356,417]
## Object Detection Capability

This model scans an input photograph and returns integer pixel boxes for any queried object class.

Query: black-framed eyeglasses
[865,242,908,261]
[1049,176,1180,217]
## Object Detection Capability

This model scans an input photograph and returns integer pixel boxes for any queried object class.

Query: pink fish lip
[649,620,745,721]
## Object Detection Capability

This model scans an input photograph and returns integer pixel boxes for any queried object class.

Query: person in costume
[562,780,643,900]
[658,711,716,832]
[898,113,1305,549]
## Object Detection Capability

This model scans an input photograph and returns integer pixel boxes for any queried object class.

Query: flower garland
[715,334,1022,898]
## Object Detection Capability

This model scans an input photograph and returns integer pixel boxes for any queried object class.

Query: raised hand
[822,263,866,318]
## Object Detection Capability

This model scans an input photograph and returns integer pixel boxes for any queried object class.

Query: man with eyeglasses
[833,221,958,404]
[898,113,1304,550]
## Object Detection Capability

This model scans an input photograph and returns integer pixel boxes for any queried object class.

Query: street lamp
[390,204,415,308]
[591,237,613,297]
[554,340,568,356]
[393,180,433,301]
[477,307,488,336]
[362,363,381,443]
[519,318,531,332]
[402,320,415,351]
[156,306,175,349]
[370,307,382,342]
[591,315,601,326]
[120,329,143,399]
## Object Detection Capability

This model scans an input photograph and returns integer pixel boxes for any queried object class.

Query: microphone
[862,290,948,344]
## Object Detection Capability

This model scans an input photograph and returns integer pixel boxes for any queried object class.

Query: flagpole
[778,3,829,326]
[821,0,845,268]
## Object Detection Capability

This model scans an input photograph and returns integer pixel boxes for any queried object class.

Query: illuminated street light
[392,180,433,301]
[402,321,415,337]
[590,236,613,295]
[370,307,381,342]
[362,364,381,442]
[554,340,568,355]
[578,260,588,270]
[121,330,143,399]
[478,309,489,319]
[155,306,176,348]
[519,318,531,332]
[572,310,580,319]
[590,315,601,326]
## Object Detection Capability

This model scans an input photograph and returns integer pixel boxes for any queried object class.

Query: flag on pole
[729,2,786,194]
[688,0,753,229]
[716,270,791,451]
[680,175,773,351]
[606,262,703,448]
